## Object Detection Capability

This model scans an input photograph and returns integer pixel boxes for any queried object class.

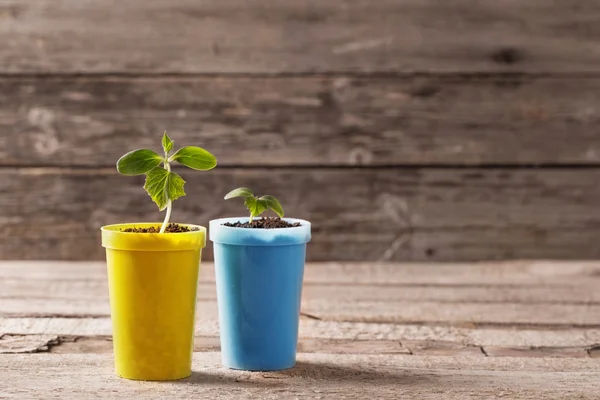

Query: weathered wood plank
[4,262,600,306]
[588,346,600,359]
[1,168,600,261]
[3,261,600,286]
[47,336,412,356]
[297,338,411,356]
[401,340,483,357]
[2,0,600,74]
[1,353,599,399]
[483,346,589,358]
[0,334,58,354]
[49,335,115,355]
[304,299,600,326]
[5,334,587,359]
[3,296,599,327]
[6,277,600,305]
[3,261,600,337]
[2,76,600,166]
[4,317,600,348]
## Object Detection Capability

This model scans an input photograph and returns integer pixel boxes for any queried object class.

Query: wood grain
[3,261,599,398]
[401,340,483,357]
[1,0,600,74]
[44,335,413,356]
[3,261,600,348]
[4,261,600,327]
[0,334,58,354]
[2,76,600,167]
[3,261,600,286]
[4,316,600,348]
[1,353,599,399]
[0,260,600,286]
[483,345,589,358]
[2,334,590,359]
[6,275,600,304]
[4,295,600,326]
[1,168,600,261]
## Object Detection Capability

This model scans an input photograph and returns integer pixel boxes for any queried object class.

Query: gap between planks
[0,334,594,359]
[3,318,600,349]
[3,297,600,327]
[3,261,600,286]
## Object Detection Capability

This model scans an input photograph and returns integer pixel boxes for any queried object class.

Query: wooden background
[1,0,600,261]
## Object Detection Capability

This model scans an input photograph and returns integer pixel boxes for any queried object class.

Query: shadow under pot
[209,217,311,371]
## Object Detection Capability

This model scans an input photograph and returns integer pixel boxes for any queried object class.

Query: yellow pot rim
[101,222,206,252]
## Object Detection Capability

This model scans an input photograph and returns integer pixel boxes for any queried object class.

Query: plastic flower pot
[209,217,311,371]
[100,223,206,381]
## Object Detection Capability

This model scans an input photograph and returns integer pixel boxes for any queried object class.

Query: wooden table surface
[1,261,599,399]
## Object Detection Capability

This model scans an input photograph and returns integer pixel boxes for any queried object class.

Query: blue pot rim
[209,217,311,246]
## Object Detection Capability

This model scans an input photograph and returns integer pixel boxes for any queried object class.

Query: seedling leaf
[116,149,163,176]
[225,187,285,221]
[259,195,284,218]
[170,146,217,171]
[143,167,186,211]
[245,196,269,220]
[224,187,254,200]
[162,132,174,155]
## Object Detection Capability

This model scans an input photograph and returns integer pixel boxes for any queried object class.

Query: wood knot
[348,147,373,165]
[410,85,439,98]
[491,47,523,65]
[28,107,60,155]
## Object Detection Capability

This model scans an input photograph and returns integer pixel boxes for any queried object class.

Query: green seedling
[224,187,284,222]
[117,132,217,233]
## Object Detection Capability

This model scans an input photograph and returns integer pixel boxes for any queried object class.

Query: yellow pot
[101,223,206,381]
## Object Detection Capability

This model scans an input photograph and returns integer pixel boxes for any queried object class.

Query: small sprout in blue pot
[223,187,300,228]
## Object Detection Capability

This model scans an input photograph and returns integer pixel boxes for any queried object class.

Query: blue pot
[209,217,311,371]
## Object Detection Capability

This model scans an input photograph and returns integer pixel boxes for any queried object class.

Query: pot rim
[209,217,311,246]
[101,222,207,251]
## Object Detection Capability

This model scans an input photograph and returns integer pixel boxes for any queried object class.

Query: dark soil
[223,217,301,229]
[121,223,199,233]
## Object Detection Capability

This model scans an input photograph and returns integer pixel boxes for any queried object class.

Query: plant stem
[160,200,172,233]
[159,161,172,234]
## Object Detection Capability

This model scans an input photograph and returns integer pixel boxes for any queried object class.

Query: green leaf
[116,149,163,176]
[224,187,254,200]
[143,167,186,211]
[162,132,174,155]
[245,196,268,219]
[259,195,284,218]
[170,146,217,171]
